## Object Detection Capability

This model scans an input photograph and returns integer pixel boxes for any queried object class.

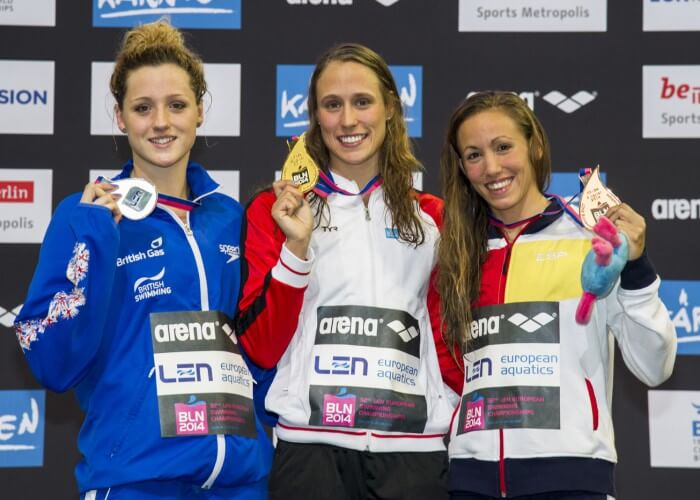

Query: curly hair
[110,19,206,109]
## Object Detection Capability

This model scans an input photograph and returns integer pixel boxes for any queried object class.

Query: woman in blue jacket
[14,20,272,499]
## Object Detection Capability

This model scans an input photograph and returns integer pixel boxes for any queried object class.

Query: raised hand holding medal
[273,133,317,259]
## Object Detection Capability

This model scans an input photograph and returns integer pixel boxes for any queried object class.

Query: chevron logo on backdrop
[542,91,597,113]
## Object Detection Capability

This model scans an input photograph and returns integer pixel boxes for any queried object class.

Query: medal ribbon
[311,170,383,198]
[157,193,200,212]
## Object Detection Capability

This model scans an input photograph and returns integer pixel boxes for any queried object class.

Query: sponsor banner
[150,310,255,438]
[643,65,700,138]
[469,302,560,350]
[91,62,241,137]
[0,60,54,135]
[310,343,421,392]
[286,0,353,6]
[315,305,420,357]
[89,169,240,201]
[0,0,55,26]
[276,64,423,138]
[648,390,700,468]
[309,385,427,433]
[0,390,46,468]
[464,343,560,392]
[457,386,559,434]
[549,171,607,199]
[643,0,700,32]
[0,169,52,243]
[458,0,607,32]
[659,280,700,355]
[93,0,241,29]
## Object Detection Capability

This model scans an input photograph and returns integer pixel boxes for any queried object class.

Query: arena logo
[0,0,55,26]
[458,0,607,33]
[0,169,52,244]
[542,90,596,113]
[276,64,423,137]
[0,60,54,135]
[93,0,241,29]
[644,0,700,32]
[659,280,700,356]
[0,390,46,468]
[0,304,22,329]
[643,66,700,138]
[651,198,700,220]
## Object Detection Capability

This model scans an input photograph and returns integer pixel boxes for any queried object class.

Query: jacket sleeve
[14,196,119,393]
[235,190,314,369]
[418,191,464,395]
[428,268,465,395]
[606,253,677,387]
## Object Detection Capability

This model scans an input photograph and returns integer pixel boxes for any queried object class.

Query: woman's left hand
[605,203,646,260]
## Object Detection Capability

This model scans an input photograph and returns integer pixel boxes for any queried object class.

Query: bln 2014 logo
[276,65,423,138]
[175,395,208,436]
[322,387,356,427]
[463,392,485,432]
[92,0,241,29]
[659,280,700,355]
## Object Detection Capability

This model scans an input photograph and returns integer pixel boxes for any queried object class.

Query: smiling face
[314,60,390,183]
[456,109,546,224]
[115,63,202,178]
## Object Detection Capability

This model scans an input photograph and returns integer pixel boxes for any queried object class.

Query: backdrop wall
[1,1,698,498]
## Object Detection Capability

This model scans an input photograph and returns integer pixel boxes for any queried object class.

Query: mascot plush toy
[575,216,629,325]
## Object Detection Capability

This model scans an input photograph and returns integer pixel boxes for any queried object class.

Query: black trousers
[269,440,448,500]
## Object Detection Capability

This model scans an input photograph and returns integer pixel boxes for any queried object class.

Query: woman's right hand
[271,180,313,260]
[80,179,122,224]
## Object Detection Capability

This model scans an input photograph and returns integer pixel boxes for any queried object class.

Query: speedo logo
[117,236,165,267]
[154,320,219,343]
[319,315,380,336]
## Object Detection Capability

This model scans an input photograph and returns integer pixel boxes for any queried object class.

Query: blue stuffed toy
[576,216,629,325]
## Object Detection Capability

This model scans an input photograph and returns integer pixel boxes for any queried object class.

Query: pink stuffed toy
[575,216,629,325]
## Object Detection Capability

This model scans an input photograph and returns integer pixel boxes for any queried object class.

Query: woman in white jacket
[437,90,676,500]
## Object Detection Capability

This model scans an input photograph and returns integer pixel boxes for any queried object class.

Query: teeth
[339,134,365,144]
[150,137,174,145]
[487,178,512,191]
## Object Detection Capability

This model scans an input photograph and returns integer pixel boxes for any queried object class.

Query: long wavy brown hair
[305,43,426,245]
[437,91,552,355]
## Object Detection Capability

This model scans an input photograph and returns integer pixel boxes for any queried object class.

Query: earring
[119,127,127,133]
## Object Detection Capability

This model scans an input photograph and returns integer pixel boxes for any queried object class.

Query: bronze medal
[579,165,621,230]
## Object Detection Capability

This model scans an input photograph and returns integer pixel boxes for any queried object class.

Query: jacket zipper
[165,207,224,489]
[499,428,507,497]
[363,194,376,451]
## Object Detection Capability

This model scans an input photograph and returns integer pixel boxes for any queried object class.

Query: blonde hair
[110,19,206,108]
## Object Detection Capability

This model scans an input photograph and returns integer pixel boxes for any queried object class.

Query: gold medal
[579,165,621,230]
[281,132,320,193]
